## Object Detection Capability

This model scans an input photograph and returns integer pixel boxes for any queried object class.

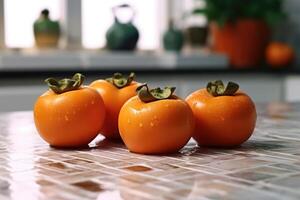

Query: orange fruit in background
[90,75,140,140]
[34,87,106,148]
[266,42,295,68]
[118,95,195,154]
[186,84,257,148]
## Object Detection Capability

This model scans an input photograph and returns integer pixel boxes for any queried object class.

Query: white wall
[285,75,300,102]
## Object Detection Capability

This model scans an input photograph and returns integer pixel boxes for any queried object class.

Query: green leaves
[137,84,176,103]
[264,11,286,27]
[45,73,85,94]
[198,0,285,26]
[106,72,135,89]
[206,80,239,97]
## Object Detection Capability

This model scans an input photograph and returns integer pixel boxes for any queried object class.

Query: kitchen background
[0,0,300,111]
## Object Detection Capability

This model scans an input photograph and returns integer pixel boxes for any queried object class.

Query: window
[82,0,164,50]
[4,0,193,50]
[4,0,62,48]
[182,0,207,28]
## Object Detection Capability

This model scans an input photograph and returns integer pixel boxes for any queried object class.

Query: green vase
[106,4,139,51]
[33,9,60,48]
[163,21,184,52]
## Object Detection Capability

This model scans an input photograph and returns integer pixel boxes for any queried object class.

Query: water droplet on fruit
[150,122,154,127]
[154,115,158,120]
[91,100,95,105]
[139,123,143,128]
[64,115,69,121]
[127,119,131,124]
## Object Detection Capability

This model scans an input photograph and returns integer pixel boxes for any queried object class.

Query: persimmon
[90,73,140,139]
[34,73,105,148]
[266,42,295,68]
[119,84,195,154]
[186,80,256,147]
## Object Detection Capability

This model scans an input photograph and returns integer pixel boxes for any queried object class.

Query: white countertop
[0,50,228,71]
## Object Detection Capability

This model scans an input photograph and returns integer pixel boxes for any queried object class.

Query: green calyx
[207,80,239,97]
[45,73,85,94]
[137,83,176,103]
[106,72,135,89]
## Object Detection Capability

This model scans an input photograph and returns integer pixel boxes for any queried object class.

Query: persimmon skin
[118,96,195,154]
[90,80,140,139]
[34,87,105,147]
[266,42,295,68]
[186,89,256,148]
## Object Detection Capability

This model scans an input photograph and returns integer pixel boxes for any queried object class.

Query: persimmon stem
[106,72,135,88]
[45,73,85,94]
[137,83,176,103]
[207,80,239,97]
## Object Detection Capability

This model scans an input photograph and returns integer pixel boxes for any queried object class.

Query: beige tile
[1,109,300,199]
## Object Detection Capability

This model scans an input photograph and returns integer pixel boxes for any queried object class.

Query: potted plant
[195,0,286,68]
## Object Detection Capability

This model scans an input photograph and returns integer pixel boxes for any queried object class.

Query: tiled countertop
[0,103,300,200]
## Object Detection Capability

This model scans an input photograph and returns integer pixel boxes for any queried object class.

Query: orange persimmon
[186,80,257,147]
[266,42,295,68]
[90,73,140,140]
[119,84,195,154]
[34,73,105,148]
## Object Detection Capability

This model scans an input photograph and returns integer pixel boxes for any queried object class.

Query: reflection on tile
[72,180,103,192]
[35,179,55,187]
[44,162,84,174]
[271,163,300,172]
[228,171,275,181]
[0,179,10,196]
[64,158,94,165]
[52,170,109,184]
[267,174,300,189]
[121,174,158,184]
[0,105,300,199]
[123,165,152,172]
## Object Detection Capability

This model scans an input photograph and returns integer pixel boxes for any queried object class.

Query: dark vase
[185,26,208,46]
[106,4,139,51]
[163,21,184,52]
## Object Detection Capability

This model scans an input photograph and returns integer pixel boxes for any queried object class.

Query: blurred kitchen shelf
[0,50,228,71]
